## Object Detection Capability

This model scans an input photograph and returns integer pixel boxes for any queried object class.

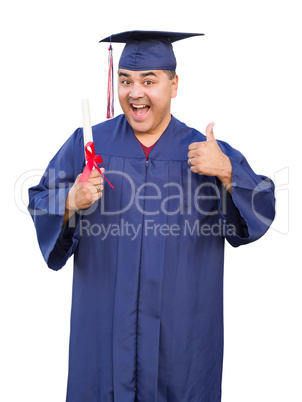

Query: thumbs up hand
[188,122,232,191]
[205,121,216,141]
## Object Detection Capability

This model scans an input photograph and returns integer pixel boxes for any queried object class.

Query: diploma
[82,98,93,147]
[78,100,115,189]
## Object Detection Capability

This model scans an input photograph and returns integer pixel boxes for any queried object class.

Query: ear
[171,74,179,99]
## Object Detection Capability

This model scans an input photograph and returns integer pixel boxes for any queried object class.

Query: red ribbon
[79,141,115,190]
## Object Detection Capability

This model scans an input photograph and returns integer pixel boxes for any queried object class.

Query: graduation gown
[28,115,275,402]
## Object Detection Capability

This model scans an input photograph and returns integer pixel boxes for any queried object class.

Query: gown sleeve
[28,128,85,270]
[216,141,276,247]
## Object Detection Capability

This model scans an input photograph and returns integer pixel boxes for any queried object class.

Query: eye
[144,80,153,85]
[121,80,131,85]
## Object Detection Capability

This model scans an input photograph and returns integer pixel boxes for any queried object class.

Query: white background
[1,0,301,400]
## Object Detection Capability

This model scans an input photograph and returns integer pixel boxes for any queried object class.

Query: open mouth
[131,104,150,118]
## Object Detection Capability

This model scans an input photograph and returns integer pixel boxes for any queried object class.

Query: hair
[162,70,176,80]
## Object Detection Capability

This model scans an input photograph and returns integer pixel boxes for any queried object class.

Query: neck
[134,131,163,147]
[133,115,172,146]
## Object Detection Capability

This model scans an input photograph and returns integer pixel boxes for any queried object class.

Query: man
[28,31,275,402]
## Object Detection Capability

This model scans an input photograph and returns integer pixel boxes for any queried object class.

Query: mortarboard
[99,30,204,118]
[100,30,204,71]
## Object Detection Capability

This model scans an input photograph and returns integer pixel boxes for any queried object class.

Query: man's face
[118,69,178,137]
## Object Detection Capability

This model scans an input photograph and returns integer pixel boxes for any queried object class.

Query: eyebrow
[118,71,131,77]
[140,71,158,78]
[118,71,158,78]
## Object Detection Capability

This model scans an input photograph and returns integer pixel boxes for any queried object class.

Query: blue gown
[28,115,275,402]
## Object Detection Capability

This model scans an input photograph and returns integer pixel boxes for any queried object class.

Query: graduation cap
[99,30,204,118]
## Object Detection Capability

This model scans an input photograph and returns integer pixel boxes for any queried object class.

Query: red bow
[79,142,115,190]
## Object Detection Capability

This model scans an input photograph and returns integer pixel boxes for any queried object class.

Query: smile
[131,104,150,118]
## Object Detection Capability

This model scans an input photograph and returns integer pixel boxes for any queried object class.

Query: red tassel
[106,44,114,119]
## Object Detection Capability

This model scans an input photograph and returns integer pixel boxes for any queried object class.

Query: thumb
[206,122,215,141]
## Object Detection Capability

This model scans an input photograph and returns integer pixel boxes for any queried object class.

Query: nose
[129,83,144,99]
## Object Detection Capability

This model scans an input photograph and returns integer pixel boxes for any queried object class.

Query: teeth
[132,104,146,109]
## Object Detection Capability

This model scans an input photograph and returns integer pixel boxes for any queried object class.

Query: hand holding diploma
[63,168,104,226]
[62,99,108,226]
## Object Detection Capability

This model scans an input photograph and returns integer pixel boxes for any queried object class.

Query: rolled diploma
[82,99,93,151]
